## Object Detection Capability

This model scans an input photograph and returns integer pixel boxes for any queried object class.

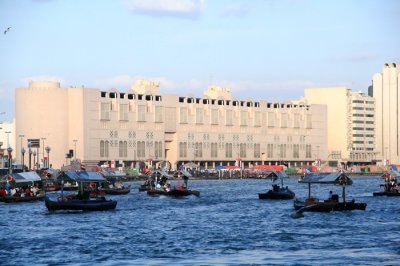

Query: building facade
[15,80,328,170]
[372,62,400,165]
[304,87,376,165]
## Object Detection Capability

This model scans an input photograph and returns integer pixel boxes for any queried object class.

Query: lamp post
[33,151,36,170]
[7,146,13,174]
[28,143,32,170]
[19,134,25,163]
[5,131,11,147]
[41,137,46,167]
[45,146,51,168]
[21,147,25,171]
[73,139,78,159]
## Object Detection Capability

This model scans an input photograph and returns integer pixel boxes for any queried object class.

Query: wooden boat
[45,171,117,212]
[258,171,295,200]
[147,188,200,197]
[45,196,117,211]
[291,171,366,218]
[99,185,131,195]
[259,185,295,200]
[1,193,45,203]
[0,171,45,203]
[373,170,400,196]
[139,183,150,192]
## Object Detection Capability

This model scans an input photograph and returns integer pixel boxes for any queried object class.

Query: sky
[0,0,399,122]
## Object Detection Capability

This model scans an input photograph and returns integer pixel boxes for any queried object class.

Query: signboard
[28,139,40,148]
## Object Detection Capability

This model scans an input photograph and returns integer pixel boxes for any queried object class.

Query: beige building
[15,80,328,170]
[372,62,400,165]
[304,87,376,166]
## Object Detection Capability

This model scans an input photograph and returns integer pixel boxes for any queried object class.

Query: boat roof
[384,170,400,178]
[299,172,353,185]
[2,171,42,183]
[180,170,192,178]
[152,170,174,179]
[62,171,107,182]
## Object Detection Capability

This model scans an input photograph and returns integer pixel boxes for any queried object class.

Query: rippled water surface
[1,176,400,265]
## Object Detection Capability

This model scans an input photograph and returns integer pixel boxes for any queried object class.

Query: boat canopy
[299,172,353,186]
[383,170,400,178]
[151,170,173,179]
[62,171,107,182]
[180,170,192,178]
[1,171,42,183]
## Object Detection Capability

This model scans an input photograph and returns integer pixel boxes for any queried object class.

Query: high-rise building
[372,62,400,165]
[304,87,376,165]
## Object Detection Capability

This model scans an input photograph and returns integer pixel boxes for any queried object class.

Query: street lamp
[33,151,36,169]
[41,137,46,167]
[73,139,78,159]
[28,142,32,170]
[45,146,51,168]
[7,146,13,174]
[21,147,25,171]
[5,131,11,147]
[19,134,25,163]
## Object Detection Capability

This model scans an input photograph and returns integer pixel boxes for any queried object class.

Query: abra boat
[99,185,131,195]
[147,188,200,197]
[0,171,45,203]
[258,171,295,200]
[373,170,400,196]
[44,171,117,211]
[292,171,366,218]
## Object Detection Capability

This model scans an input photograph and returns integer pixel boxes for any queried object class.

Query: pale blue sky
[0,0,399,121]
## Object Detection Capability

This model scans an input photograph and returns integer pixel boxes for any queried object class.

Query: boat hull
[1,194,45,203]
[373,191,400,196]
[294,199,367,212]
[258,189,295,200]
[99,186,131,195]
[147,189,200,197]
[45,197,117,211]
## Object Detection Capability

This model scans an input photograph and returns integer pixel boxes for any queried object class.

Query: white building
[372,62,400,165]
[15,80,328,170]
[304,87,376,165]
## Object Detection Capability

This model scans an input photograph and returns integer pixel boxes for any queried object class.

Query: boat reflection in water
[44,171,117,211]
[292,171,366,218]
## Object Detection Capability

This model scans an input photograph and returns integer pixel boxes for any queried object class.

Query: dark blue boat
[44,171,117,211]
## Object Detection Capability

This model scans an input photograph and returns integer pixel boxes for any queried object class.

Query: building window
[211,109,219,125]
[306,144,312,158]
[179,142,187,158]
[226,110,233,126]
[119,104,129,121]
[254,143,260,158]
[137,141,145,158]
[268,112,275,127]
[155,141,163,158]
[211,143,218,158]
[225,143,232,158]
[240,143,247,158]
[281,113,288,128]
[294,113,300,128]
[100,102,111,120]
[137,105,146,122]
[196,108,203,124]
[254,112,261,127]
[267,144,273,158]
[155,106,163,123]
[240,111,247,126]
[119,141,127,157]
[293,144,299,158]
[180,107,188,124]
